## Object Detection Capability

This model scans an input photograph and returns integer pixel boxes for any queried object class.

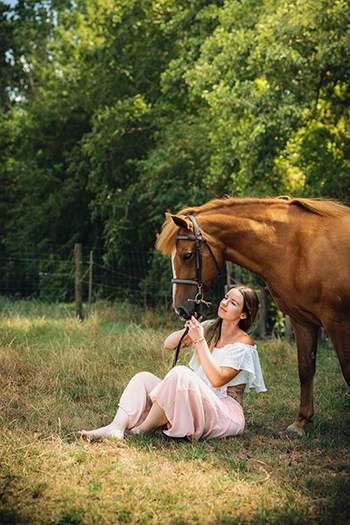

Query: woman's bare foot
[78,423,124,442]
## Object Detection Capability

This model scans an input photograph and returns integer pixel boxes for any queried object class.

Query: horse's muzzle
[176,302,202,321]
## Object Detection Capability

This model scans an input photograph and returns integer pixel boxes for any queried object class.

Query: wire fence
[2,243,320,341]
[0,243,335,344]
[0,243,231,309]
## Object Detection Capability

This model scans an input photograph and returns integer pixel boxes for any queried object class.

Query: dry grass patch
[1,434,314,525]
[0,300,349,524]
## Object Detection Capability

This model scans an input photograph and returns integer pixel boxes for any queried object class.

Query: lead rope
[172,327,189,368]
[171,291,204,369]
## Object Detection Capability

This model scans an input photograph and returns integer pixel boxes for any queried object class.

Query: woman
[79,284,266,441]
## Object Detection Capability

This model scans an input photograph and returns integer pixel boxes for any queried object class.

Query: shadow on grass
[0,505,29,525]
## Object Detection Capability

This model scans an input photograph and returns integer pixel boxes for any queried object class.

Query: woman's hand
[186,316,204,342]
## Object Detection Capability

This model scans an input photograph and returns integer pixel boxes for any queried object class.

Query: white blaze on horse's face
[171,249,179,315]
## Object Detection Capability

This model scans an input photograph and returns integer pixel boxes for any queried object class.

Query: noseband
[171,215,221,368]
[172,215,221,307]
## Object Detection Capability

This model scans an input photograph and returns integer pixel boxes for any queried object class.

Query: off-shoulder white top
[189,342,267,398]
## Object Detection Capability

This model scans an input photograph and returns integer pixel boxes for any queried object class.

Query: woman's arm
[195,342,240,387]
[186,316,240,388]
[164,328,192,350]
[164,315,203,350]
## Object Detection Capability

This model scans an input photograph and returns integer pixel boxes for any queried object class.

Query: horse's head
[157,213,223,320]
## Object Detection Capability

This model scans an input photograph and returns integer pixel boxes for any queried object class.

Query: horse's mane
[289,197,349,217]
[156,196,349,257]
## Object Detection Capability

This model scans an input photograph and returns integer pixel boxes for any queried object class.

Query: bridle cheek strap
[171,214,221,301]
[171,215,221,368]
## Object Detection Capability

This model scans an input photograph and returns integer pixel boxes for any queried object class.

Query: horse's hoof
[278,424,305,439]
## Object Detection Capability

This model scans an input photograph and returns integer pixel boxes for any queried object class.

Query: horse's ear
[171,214,193,231]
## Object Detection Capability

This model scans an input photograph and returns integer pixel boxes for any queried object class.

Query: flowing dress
[118,342,266,441]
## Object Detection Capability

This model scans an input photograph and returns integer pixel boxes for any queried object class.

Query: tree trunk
[74,243,83,320]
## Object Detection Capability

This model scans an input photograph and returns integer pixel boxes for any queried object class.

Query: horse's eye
[182,251,194,262]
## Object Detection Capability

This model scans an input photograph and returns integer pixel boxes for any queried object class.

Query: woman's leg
[148,366,245,440]
[79,372,161,440]
[131,401,168,435]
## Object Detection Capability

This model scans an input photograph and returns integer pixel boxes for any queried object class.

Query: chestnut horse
[156,197,350,437]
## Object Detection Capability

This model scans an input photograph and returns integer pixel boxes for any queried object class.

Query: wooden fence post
[74,243,83,320]
[284,315,293,341]
[88,250,93,316]
[258,285,268,338]
[224,261,234,294]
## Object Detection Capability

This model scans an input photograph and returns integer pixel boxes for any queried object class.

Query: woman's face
[218,288,247,324]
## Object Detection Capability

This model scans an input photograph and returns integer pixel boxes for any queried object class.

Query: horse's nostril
[178,307,191,320]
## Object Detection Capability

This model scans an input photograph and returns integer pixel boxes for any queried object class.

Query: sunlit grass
[0,299,349,524]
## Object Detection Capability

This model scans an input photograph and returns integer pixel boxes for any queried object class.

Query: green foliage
[185,0,350,199]
[0,0,348,306]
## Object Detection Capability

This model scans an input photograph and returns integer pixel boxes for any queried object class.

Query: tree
[0,0,348,313]
[183,0,350,201]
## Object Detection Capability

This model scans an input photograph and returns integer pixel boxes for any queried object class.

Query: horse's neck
[202,207,287,280]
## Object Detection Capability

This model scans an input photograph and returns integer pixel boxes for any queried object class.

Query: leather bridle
[172,215,221,308]
[171,215,221,367]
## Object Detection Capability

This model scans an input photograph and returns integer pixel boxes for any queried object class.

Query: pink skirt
[118,366,245,441]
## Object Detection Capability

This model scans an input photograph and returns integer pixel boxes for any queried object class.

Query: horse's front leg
[284,318,319,438]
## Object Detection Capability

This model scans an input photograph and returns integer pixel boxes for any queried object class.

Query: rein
[171,215,221,368]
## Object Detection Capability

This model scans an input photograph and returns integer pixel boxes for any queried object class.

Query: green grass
[0,299,349,524]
